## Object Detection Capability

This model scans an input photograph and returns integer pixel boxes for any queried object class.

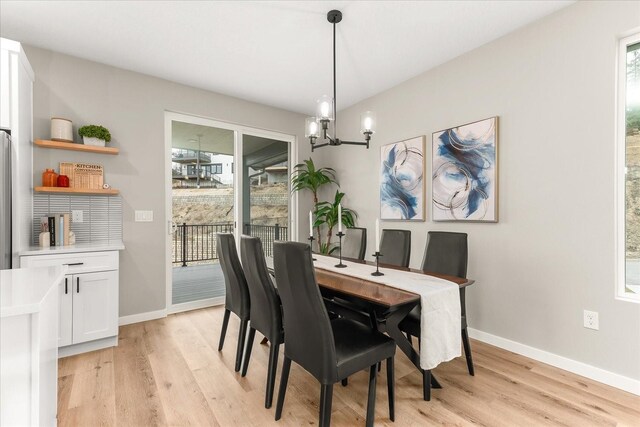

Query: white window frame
[616,31,640,303]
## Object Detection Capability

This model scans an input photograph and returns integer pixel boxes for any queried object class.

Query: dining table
[267,252,475,401]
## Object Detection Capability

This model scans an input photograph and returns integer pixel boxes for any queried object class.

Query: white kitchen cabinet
[71,271,118,343]
[1,266,62,427]
[20,247,122,356]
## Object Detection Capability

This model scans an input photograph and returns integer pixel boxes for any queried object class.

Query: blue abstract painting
[380,136,425,221]
[432,117,498,222]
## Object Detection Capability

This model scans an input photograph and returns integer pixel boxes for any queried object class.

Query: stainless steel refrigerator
[1,129,12,269]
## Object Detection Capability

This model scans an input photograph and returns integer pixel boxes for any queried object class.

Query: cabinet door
[59,275,73,347]
[72,271,118,344]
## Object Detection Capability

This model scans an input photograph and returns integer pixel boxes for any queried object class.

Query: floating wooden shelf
[35,139,119,155]
[34,187,119,195]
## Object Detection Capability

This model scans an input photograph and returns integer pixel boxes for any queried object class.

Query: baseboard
[59,336,118,358]
[467,327,640,396]
[118,308,167,326]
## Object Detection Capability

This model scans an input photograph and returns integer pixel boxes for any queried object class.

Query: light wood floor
[57,306,640,426]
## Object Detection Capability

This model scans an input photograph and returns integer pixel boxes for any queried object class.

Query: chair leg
[235,319,248,372]
[275,356,291,421]
[422,369,431,401]
[341,378,348,387]
[319,383,334,427]
[241,327,256,377]
[386,357,395,421]
[462,327,475,376]
[366,365,377,427]
[218,309,231,351]
[406,332,412,344]
[265,342,280,408]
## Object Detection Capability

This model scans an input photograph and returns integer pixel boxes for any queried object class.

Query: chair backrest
[273,241,337,383]
[421,231,468,278]
[217,233,250,319]
[240,235,282,342]
[341,227,367,260]
[379,229,411,267]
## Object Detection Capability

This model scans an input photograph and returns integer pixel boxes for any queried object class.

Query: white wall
[25,46,310,317]
[315,1,640,381]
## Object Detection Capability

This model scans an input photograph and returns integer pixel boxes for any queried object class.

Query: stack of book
[40,213,71,246]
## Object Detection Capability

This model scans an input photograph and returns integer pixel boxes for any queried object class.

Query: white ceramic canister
[50,117,73,142]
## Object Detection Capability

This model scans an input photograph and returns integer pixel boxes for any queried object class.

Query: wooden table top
[314,267,420,308]
[266,255,474,309]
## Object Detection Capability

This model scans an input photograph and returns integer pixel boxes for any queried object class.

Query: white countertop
[19,240,125,256]
[0,266,64,317]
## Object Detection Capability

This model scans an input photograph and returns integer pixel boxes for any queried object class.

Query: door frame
[164,111,297,314]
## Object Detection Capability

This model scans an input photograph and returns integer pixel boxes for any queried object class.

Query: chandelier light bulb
[361,111,377,134]
[316,95,334,121]
[321,102,330,117]
[305,117,320,138]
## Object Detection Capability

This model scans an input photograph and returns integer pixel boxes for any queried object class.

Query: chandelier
[305,10,376,152]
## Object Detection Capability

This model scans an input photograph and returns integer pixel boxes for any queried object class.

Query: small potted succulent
[78,125,111,147]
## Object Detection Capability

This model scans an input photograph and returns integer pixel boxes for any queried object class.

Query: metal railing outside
[173,222,288,266]
[243,223,288,258]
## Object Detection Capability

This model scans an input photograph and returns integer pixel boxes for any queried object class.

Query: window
[617,32,640,302]
[210,163,223,174]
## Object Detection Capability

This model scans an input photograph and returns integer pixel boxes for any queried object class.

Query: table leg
[382,301,440,401]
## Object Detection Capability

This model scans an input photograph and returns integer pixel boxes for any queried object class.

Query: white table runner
[313,254,461,370]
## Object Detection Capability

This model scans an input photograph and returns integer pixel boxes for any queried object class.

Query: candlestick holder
[307,235,317,261]
[335,231,347,268]
[371,252,384,276]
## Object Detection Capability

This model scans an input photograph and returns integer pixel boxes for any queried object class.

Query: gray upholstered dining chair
[273,241,396,427]
[399,231,474,376]
[216,233,251,373]
[379,229,411,267]
[341,227,367,260]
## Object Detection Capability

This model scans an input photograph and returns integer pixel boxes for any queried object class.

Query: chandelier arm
[311,141,331,152]
[340,140,370,148]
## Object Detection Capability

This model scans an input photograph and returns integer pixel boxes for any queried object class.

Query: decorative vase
[50,118,73,142]
[82,137,106,147]
[42,168,58,187]
[57,174,70,187]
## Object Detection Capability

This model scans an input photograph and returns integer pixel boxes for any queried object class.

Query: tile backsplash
[32,194,123,245]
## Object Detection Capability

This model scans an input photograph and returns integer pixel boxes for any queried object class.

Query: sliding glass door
[241,134,290,258]
[166,112,295,313]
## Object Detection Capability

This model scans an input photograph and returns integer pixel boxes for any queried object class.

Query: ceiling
[0,1,573,115]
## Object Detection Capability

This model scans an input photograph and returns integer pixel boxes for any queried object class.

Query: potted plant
[291,158,337,249]
[78,125,111,147]
[315,190,357,254]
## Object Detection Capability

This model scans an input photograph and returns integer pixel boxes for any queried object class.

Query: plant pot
[82,136,106,147]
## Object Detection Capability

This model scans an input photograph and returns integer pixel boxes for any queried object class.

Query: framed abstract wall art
[432,117,498,222]
[380,136,425,221]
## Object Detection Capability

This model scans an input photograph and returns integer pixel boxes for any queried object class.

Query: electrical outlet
[72,210,83,223]
[583,310,599,330]
[135,210,154,222]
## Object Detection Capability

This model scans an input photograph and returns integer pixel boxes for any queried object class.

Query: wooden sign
[59,162,104,189]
